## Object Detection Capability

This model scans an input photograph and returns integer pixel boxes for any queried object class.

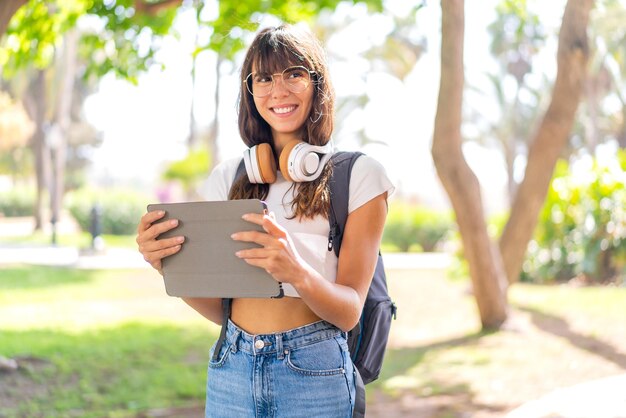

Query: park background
[1,0,626,417]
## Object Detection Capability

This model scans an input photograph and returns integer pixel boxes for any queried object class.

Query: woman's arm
[233,192,388,332]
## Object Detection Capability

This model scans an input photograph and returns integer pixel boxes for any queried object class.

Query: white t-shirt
[199,154,395,297]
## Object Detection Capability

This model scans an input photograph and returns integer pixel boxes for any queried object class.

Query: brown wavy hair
[229,24,335,220]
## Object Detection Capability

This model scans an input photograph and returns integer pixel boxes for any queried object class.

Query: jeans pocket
[208,340,232,369]
[286,338,346,376]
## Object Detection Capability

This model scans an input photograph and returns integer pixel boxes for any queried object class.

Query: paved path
[0,245,451,271]
[505,373,626,418]
[0,244,148,269]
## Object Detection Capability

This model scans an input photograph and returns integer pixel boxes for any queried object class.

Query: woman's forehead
[251,49,305,73]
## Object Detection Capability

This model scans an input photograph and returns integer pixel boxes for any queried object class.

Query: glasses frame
[244,65,315,98]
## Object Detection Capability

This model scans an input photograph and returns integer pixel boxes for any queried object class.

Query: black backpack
[327,151,397,417]
[216,151,397,418]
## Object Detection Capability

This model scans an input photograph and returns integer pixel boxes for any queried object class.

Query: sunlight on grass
[0,266,212,331]
[373,273,626,411]
[510,283,626,318]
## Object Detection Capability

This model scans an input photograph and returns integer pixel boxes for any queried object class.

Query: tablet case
[147,199,284,298]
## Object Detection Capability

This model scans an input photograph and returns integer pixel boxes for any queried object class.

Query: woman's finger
[235,246,281,259]
[261,215,286,237]
[231,230,276,247]
[138,218,181,243]
[143,244,182,265]
[139,236,185,254]
[138,210,165,233]
[241,212,265,225]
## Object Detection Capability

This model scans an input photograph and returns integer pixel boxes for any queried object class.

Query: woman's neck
[272,130,302,155]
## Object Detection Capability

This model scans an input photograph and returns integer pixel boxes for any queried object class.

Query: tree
[432,0,508,329]
[499,0,593,285]
[0,0,27,35]
[1,0,178,229]
[483,0,546,202]
[432,0,593,329]
[578,0,626,149]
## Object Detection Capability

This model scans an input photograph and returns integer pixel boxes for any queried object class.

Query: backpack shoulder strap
[328,151,364,257]
[235,158,246,184]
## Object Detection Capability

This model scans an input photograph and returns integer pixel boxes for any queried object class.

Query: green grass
[0,266,216,417]
[2,265,626,417]
[1,324,213,418]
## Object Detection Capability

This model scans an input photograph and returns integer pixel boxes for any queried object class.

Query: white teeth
[273,106,296,114]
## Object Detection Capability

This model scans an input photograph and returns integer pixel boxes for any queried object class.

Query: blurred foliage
[0,0,88,74]
[65,187,152,235]
[382,202,454,253]
[0,186,36,217]
[1,0,384,82]
[0,91,34,178]
[206,0,384,60]
[161,147,211,195]
[79,0,178,83]
[489,0,545,83]
[0,91,34,150]
[522,151,626,284]
[0,0,177,84]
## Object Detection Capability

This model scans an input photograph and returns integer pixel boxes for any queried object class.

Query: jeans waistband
[224,319,343,357]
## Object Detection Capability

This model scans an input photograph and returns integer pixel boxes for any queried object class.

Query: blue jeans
[205,319,356,417]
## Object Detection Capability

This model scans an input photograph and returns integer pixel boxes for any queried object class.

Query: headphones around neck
[243,140,333,183]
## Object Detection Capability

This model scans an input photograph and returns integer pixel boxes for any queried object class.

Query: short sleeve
[348,155,395,214]
[197,157,241,201]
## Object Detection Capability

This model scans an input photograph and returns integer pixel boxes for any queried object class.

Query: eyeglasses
[244,66,314,98]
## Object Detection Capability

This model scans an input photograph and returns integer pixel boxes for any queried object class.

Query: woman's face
[250,63,314,145]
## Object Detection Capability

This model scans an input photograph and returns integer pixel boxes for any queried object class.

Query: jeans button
[254,339,265,350]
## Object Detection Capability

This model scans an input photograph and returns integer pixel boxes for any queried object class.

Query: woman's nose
[271,76,290,97]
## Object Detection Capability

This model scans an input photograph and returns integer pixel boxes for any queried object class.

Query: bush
[383,202,454,252]
[0,186,35,217]
[522,152,626,284]
[65,188,152,236]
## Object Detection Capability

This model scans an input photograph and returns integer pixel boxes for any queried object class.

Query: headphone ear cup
[256,143,277,183]
[279,140,302,182]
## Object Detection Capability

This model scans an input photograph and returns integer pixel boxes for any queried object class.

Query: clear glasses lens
[245,66,311,97]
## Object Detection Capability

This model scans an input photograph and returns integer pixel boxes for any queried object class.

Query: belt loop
[276,334,284,360]
[230,328,241,353]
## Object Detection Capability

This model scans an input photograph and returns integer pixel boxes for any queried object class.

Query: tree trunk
[23,70,50,231]
[499,0,593,284]
[432,0,508,330]
[207,55,222,169]
[50,30,78,241]
[0,0,26,35]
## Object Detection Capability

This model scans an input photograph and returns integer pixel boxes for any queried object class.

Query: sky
[83,0,567,213]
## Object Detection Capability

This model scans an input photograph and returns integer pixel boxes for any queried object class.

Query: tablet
[147,199,284,298]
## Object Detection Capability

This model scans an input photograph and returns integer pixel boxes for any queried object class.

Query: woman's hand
[136,210,185,275]
[231,213,309,286]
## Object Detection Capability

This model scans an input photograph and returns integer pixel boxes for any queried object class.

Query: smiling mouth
[272,105,297,115]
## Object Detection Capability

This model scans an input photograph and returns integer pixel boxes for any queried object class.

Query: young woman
[136,24,394,417]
